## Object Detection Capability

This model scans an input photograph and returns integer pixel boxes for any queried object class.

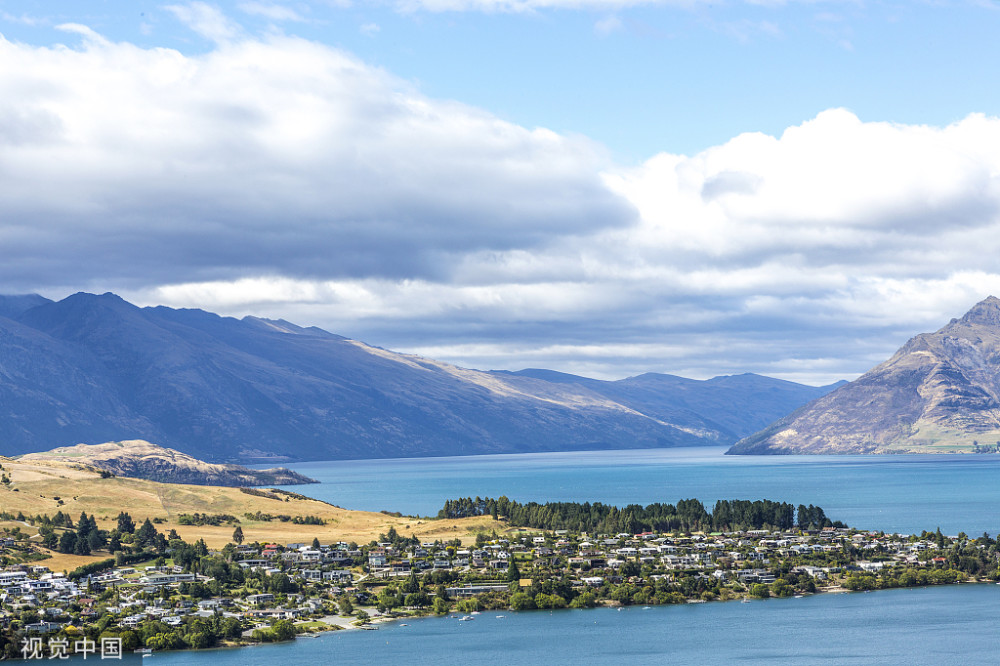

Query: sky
[2,1,1000,385]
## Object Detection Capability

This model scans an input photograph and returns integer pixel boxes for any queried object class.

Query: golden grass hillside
[0,456,500,556]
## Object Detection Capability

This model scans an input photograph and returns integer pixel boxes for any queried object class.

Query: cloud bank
[0,29,631,288]
[3,19,1000,383]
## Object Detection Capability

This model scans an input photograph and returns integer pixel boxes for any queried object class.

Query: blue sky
[2,1,1000,384]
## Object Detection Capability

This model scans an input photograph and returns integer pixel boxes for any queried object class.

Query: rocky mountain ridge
[729,296,1000,454]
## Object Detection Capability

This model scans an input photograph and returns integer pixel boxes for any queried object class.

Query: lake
[181,447,1000,664]
[270,447,1000,536]
[122,585,1000,665]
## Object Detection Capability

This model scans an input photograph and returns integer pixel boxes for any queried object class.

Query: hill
[729,296,1000,454]
[0,455,497,553]
[0,292,837,462]
[18,440,317,486]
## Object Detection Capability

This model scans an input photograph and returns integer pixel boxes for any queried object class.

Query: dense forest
[438,497,844,533]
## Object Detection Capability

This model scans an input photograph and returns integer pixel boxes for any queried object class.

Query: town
[0,505,995,659]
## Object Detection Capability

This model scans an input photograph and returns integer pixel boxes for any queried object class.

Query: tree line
[438,496,844,533]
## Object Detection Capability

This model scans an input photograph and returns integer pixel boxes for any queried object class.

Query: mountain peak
[956,295,1000,327]
[730,296,1000,455]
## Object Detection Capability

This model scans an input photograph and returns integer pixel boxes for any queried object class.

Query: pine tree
[117,511,135,534]
[507,558,521,582]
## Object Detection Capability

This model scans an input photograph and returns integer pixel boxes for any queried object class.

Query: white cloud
[7,14,1000,384]
[360,22,381,35]
[110,106,1000,383]
[164,2,243,43]
[594,15,623,34]
[0,28,631,291]
[1,11,44,26]
[238,2,307,22]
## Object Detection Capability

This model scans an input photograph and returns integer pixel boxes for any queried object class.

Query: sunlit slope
[0,455,496,548]
[730,296,1000,454]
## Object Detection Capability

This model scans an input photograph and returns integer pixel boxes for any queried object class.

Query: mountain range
[729,296,1000,454]
[0,291,839,463]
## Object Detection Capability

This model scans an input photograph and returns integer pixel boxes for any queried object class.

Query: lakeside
[2,499,995,660]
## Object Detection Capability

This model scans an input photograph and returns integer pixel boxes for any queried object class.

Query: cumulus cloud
[131,108,1000,383]
[0,28,633,291]
[6,13,1000,384]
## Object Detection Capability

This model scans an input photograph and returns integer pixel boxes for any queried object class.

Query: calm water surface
[138,450,1000,664]
[132,585,1000,665]
[271,447,1000,535]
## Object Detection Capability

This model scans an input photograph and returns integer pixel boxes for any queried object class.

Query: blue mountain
[0,292,840,462]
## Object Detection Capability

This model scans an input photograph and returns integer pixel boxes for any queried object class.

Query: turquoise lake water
[272,447,1000,536]
[120,585,1000,665]
[147,448,1000,663]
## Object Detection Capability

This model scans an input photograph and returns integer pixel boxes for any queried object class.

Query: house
[142,573,195,586]
[247,593,275,606]
[445,585,509,598]
[323,570,353,583]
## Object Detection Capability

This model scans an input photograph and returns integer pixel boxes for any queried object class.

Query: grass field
[876,421,1000,454]
[0,456,503,571]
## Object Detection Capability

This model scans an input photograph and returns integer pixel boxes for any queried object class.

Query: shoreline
[93,580,996,661]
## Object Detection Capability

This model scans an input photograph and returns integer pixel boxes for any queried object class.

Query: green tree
[338,596,354,616]
[510,592,536,610]
[117,512,136,534]
[271,619,296,642]
[135,518,158,547]
[232,526,244,545]
[58,530,77,554]
[507,558,521,582]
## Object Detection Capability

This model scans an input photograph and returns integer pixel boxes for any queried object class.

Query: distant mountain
[729,296,1000,455]
[18,440,317,486]
[0,294,52,319]
[497,369,843,445]
[0,292,837,462]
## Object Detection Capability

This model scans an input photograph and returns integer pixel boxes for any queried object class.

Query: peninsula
[0,455,993,659]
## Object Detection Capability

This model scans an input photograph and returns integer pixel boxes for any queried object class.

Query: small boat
[471,611,481,615]
[642,606,651,610]
[741,598,750,603]
[400,623,408,626]
[495,615,506,619]
[458,615,474,621]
